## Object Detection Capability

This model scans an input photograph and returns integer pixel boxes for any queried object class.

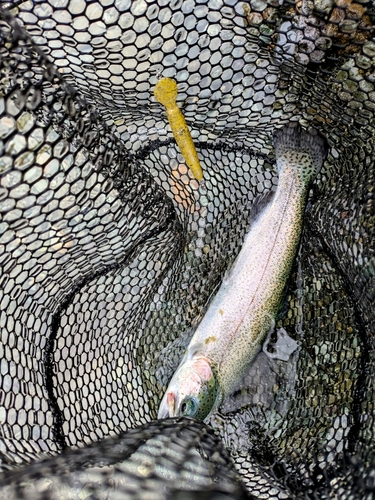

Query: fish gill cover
[0,0,374,499]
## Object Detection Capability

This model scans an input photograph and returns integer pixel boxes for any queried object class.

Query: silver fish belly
[158,124,327,420]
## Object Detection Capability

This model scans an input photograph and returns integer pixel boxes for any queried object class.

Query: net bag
[0,0,374,498]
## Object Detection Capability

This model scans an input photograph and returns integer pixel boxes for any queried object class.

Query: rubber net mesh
[0,0,374,498]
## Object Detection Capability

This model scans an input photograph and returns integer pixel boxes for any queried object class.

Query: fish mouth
[158,391,176,419]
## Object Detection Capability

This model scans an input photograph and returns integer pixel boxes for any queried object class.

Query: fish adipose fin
[273,124,328,182]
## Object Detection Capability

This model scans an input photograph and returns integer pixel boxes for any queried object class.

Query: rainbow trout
[158,124,327,421]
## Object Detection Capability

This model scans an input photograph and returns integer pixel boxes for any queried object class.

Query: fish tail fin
[273,124,327,182]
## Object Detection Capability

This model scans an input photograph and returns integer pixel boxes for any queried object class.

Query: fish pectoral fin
[186,342,204,360]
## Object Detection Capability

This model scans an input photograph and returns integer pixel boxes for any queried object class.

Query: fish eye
[179,396,198,417]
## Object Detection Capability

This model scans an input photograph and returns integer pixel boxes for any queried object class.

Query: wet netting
[0,0,374,498]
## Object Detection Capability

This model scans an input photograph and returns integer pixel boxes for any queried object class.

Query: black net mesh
[0,0,374,498]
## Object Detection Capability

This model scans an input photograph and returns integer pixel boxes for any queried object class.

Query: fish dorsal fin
[248,189,275,227]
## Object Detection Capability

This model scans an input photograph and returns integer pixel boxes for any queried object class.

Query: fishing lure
[154,77,203,181]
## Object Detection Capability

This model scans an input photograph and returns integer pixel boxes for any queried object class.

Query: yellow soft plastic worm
[154,78,203,181]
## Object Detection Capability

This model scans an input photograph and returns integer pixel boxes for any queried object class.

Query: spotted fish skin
[158,124,327,421]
